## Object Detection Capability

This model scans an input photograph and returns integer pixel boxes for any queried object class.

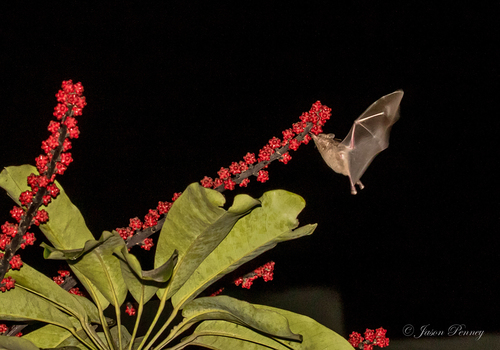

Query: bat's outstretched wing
[341,90,404,189]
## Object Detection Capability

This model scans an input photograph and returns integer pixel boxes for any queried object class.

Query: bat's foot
[350,181,364,195]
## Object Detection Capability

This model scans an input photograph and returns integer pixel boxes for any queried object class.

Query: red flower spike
[256,170,269,183]
[279,152,292,164]
[238,161,249,172]
[129,217,142,231]
[213,178,223,188]
[210,287,224,297]
[243,152,256,165]
[69,287,84,296]
[62,138,72,151]
[141,238,154,251]
[217,167,230,180]
[200,176,213,188]
[58,270,70,277]
[10,207,24,222]
[228,162,241,175]
[48,120,61,133]
[9,255,22,270]
[21,232,36,249]
[125,303,136,316]
[224,178,236,191]
[0,324,7,333]
[55,90,67,103]
[239,178,250,187]
[157,201,172,214]
[68,126,80,139]
[2,222,18,237]
[53,275,64,285]
[19,191,34,206]
[288,138,301,151]
[0,276,15,292]
[63,117,78,129]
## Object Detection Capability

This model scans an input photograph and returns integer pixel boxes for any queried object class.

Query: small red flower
[279,152,292,164]
[200,176,213,188]
[21,232,36,249]
[157,201,172,214]
[256,170,269,183]
[47,183,60,198]
[228,162,241,175]
[0,276,15,292]
[217,167,230,180]
[1,222,18,237]
[243,152,256,165]
[19,190,34,206]
[172,192,182,202]
[224,178,236,190]
[68,126,80,139]
[129,217,142,230]
[53,275,65,285]
[33,209,49,225]
[239,178,250,187]
[140,238,154,251]
[9,255,23,270]
[125,303,136,316]
[69,287,85,296]
[0,324,8,334]
[10,206,24,222]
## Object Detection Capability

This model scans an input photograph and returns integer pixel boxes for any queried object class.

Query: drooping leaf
[175,295,301,342]
[0,336,40,350]
[66,231,128,307]
[0,165,109,309]
[0,165,94,250]
[7,262,99,324]
[0,286,75,330]
[254,305,353,350]
[155,183,260,299]
[171,190,316,308]
[114,244,177,304]
[183,320,291,350]
[21,318,93,350]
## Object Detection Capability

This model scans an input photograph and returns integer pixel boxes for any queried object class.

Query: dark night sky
[0,1,498,340]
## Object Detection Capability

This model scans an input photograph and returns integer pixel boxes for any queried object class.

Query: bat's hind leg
[349,179,365,195]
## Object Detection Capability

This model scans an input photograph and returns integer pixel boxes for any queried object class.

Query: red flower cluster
[115,193,181,250]
[0,80,85,292]
[199,101,331,191]
[234,261,275,289]
[125,302,136,316]
[348,328,389,349]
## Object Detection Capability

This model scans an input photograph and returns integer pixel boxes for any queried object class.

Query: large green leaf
[155,183,260,299]
[67,231,128,307]
[171,190,317,308]
[0,336,40,350]
[114,244,177,304]
[179,320,291,350]
[0,165,94,250]
[6,262,99,324]
[0,165,110,309]
[0,286,75,330]
[254,305,353,350]
[22,318,94,350]
[170,296,300,343]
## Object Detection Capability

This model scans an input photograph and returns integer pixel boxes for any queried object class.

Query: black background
[1,1,498,340]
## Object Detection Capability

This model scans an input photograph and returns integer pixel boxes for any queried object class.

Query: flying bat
[311,90,403,194]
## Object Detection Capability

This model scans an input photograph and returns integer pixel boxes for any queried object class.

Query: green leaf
[0,165,109,309]
[0,336,40,350]
[155,183,260,299]
[253,305,353,350]
[21,320,90,350]
[185,320,291,350]
[67,231,128,307]
[114,244,177,304]
[0,165,94,250]
[6,262,99,324]
[179,296,301,342]
[171,190,316,308]
[0,286,75,330]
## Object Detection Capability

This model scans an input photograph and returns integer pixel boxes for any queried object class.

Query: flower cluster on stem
[211,261,276,296]
[117,101,331,253]
[348,328,389,349]
[0,80,86,291]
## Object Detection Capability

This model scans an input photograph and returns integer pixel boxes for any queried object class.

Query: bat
[311,90,403,194]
